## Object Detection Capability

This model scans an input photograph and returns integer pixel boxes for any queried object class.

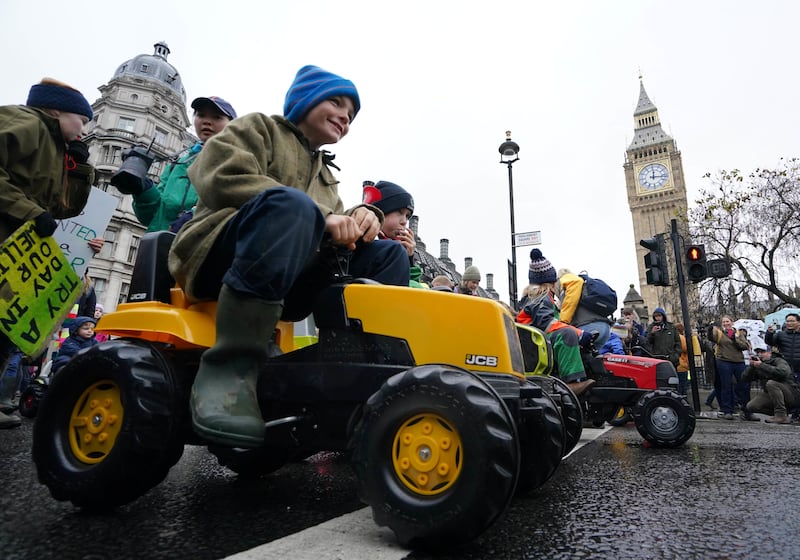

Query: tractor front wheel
[351,364,519,550]
[33,340,185,510]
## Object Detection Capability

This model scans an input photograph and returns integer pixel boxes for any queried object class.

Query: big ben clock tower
[623,77,690,316]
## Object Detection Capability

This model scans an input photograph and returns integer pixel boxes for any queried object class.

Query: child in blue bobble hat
[167,65,410,448]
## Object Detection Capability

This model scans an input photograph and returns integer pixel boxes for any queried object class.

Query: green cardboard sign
[0,221,81,357]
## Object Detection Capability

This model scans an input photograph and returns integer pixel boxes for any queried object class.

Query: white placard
[53,187,118,278]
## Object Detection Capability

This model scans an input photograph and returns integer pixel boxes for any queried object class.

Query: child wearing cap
[0,78,97,427]
[113,96,238,233]
[362,180,426,288]
[52,316,98,374]
[516,249,596,396]
[168,65,409,448]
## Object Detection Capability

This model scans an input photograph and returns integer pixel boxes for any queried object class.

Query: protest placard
[0,222,81,357]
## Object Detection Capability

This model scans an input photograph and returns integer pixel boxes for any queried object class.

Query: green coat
[169,114,349,301]
[742,354,795,385]
[0,106,94,242]
[132,143,201,232]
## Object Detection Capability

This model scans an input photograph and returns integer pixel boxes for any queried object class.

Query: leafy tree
[688,158,800,313]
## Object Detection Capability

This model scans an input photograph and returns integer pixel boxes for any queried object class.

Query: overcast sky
[3,1,797,308]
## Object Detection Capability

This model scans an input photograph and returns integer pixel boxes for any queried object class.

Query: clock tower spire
[623,77,690,316]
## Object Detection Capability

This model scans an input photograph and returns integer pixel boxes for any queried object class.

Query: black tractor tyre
[33,339,186,510]
[208,445,291,478]
[351,364,519,550]
[18,381,46,418]
[632,390,695,447]
[515,383,565,495]
[609,406,633,427]
[528,375,583,456]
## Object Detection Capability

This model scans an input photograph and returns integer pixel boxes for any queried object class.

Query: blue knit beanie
[528,248,557,284]
[283,65,360,125]
[362,180,414,216]
[26,78,93,120]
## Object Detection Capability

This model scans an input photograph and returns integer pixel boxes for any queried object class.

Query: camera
[750,355,760,362]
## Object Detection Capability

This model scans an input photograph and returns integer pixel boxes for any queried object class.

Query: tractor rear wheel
[516,381,565,495]
[528,375,584,455]
[633,390,695,447]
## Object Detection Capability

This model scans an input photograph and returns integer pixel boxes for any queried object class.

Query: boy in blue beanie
[169,65,409,448]
[0,78,96,428]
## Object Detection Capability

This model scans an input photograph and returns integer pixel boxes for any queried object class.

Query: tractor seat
[127,231,176,304]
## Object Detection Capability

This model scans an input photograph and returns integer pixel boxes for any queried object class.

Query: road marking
[223,426,611,560]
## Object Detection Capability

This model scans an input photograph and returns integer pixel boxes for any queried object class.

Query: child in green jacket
[115,96,237,232]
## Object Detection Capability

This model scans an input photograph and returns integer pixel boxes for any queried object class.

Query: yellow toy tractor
[32,232,569,549]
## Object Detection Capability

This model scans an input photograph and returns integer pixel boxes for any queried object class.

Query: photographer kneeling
[742,346,800,424]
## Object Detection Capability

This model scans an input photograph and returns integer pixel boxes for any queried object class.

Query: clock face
[638,163,669,190]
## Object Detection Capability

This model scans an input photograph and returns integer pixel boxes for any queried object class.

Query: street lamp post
[499,131,520,309]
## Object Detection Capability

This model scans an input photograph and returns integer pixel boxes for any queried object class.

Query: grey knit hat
[462,265,481,282]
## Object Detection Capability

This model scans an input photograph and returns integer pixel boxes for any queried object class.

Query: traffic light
[686,244,708,283]
[640,235,670,286]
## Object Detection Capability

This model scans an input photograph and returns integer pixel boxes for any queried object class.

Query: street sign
[513,231,541,247]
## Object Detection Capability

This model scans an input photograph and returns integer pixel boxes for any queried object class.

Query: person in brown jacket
[169,65,409,448]
[0,78,95,428]
[708,315,750,420]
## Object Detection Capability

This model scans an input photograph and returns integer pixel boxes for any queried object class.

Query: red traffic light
[686,244,708,282]
[686,245,705,261]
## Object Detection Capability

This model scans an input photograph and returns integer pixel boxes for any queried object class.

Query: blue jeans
[716,359,746,414]
[194,187,410,320]
[577,320,611,350]
[677,371,688,396]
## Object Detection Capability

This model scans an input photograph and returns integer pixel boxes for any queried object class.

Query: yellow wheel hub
[68,381,124,464]
[392,413,463,495]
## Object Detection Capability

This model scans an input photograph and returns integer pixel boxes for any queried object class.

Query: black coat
[766,328,800,373]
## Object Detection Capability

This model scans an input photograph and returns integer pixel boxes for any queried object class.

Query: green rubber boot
[0,370,18,413]
[190,285,283,448]
[0,410,21,429]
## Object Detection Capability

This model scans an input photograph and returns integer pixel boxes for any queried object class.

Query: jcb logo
[465,354,498,367]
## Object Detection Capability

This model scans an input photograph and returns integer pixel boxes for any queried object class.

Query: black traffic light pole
[670,219,701,413]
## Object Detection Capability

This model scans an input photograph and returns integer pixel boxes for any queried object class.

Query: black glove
[34,212,57,237]
[67,140,90,164]
[579,329,595,348]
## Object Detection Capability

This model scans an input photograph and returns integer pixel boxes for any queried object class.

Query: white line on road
[223,427,610,560]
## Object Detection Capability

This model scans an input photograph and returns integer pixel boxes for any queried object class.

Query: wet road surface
[1,415,798,559]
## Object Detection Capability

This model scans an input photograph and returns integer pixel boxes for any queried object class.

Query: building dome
[112,41,185,101]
